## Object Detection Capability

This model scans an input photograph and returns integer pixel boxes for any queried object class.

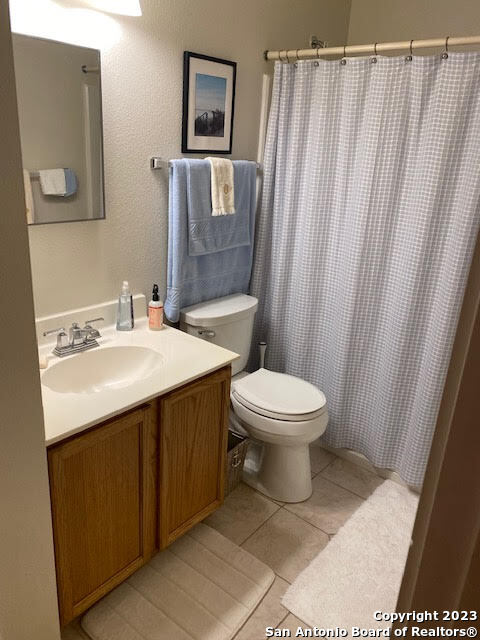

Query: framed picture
[182,51,236,154]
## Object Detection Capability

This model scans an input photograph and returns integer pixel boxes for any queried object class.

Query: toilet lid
[232,368,326,420]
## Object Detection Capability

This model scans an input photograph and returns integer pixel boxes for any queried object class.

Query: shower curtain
[250,53,480,486]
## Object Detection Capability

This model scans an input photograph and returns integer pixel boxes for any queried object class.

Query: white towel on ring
[207,157,235,216]
[39,168,66,196]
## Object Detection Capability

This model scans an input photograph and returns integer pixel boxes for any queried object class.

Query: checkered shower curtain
[250,54,480,486]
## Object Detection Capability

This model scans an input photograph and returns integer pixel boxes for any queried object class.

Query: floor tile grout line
[239,503,282,547]
[239,503,328,585]
[315,454,337,472]
[242,480,351,544]
[321,453,383,479]
[278,474,366,535]
[316,472,376,501]
[312,473,369,501]
[310,455,337,477]
[232,572,284,638]
[277,612,291,627]
[280,506,334,538]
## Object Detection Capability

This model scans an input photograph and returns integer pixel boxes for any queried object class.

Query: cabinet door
[159,366,230,548]
[48,404,157,626]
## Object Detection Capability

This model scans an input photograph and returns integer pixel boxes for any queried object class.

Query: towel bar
[150,157,262,170]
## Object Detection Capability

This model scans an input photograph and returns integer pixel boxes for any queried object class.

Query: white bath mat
[282,480,418,635]
[81,523,274,640]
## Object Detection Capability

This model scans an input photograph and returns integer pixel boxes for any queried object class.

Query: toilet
[180,293,329,503]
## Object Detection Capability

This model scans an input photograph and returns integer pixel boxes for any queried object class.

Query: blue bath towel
[165,159,256,322]
[64,168,77,197]
[186,159,254,256]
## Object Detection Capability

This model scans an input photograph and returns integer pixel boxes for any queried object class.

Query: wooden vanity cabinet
[47,365,231,626]
[158,365,231,547]
[47,403,158,626]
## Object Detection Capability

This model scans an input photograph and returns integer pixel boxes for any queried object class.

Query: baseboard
[315,441,419,493]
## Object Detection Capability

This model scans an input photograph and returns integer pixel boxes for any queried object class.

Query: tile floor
[203,445,385,639]
[62,446,384,640]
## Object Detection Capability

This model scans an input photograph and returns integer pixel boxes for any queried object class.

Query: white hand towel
[207,157,235,216]
[39,169,67,196]
[23,169,35,224]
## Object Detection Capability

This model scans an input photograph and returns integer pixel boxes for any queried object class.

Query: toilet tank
[180,294,258,375]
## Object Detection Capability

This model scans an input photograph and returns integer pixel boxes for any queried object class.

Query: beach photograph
[194,72,226,136]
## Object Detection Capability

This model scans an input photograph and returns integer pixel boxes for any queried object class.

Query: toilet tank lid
[180,294,258,327]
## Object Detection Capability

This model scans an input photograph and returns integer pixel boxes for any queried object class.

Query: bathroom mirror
[12,34,105,225]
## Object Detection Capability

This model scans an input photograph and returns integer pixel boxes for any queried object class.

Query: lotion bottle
[148,284,164,330]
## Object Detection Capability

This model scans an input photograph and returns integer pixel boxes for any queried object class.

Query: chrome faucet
[43,318,104,357]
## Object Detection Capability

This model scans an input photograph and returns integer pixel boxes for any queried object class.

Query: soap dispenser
[148,284,164,330]
[116,281,134,331]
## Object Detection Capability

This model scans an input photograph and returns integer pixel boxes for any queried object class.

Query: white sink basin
[42,346,164,394]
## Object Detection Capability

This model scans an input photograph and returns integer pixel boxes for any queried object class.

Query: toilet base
[243,442,313,503]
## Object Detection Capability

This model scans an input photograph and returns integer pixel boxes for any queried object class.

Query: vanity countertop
[39,316,239,446]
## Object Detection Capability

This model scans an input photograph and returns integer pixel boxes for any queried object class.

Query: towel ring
[442,36,450,59]
[406,39,413,62]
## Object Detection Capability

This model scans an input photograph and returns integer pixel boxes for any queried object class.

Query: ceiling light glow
[10,0,122,50]
[78,0,142,16]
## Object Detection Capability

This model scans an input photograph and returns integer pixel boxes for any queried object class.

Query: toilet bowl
[180,293,329,503]
[231,368,328,502]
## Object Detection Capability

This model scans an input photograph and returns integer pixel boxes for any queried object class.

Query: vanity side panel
[48,403,157,626]
[158,366,231,548]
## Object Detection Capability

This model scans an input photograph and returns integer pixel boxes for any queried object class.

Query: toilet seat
[231,368,327,422]
[231,391,328,439]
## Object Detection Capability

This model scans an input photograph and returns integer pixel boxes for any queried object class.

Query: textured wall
[11,0,351,317]
[348,0,480,49]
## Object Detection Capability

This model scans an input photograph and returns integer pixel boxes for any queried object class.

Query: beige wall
[348,0,480,47]
[11,0,351,317]
[0,3,61,640]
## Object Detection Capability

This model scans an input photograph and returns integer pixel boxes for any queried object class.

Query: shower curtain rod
[264,35,480,62]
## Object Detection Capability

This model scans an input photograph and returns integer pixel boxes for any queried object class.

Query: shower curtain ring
[286,50,290,64]
[442,36,450,59]
[341,44,347,65]
[406,39,413,62]
[371,42,378,63]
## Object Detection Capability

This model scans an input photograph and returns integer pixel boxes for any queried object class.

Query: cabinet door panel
[48,405,157,625]
[159,366,230,547]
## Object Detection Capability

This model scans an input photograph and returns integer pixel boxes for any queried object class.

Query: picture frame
[182,51,236,154]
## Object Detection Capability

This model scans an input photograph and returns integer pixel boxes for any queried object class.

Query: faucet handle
[84,317,104,326]
[43,326,65,337]
[83,317,104,341]
[43,327,68,350]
